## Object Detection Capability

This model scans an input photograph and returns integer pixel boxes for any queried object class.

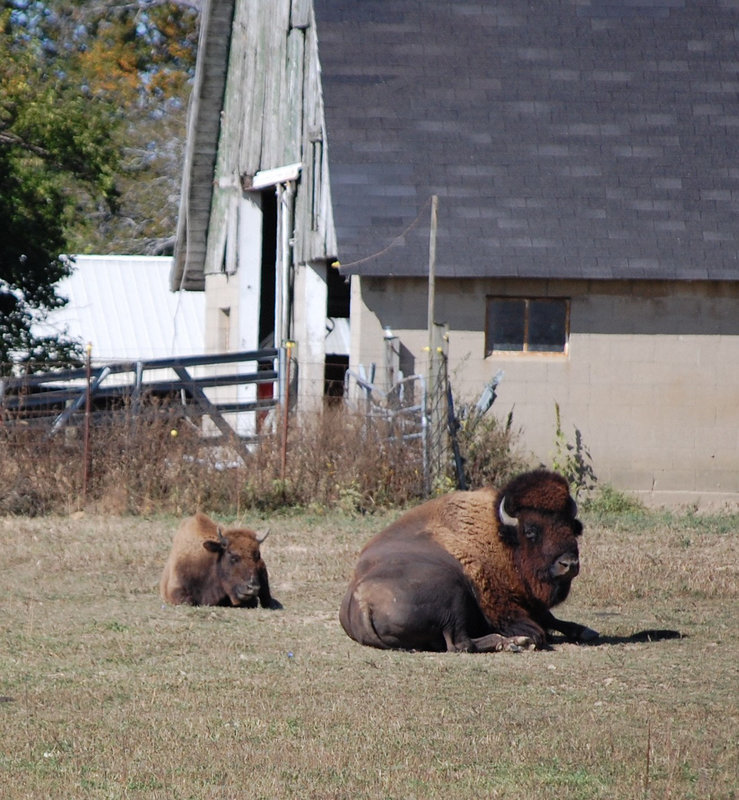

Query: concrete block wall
[352,275,739,508]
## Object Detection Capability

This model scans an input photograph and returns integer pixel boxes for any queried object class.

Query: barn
[172,0,739,507]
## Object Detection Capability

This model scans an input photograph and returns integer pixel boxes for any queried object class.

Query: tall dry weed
[0,400,524,516]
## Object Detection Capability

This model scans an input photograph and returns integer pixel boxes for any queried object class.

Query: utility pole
[427,195,438,362]
[425,196,447,494]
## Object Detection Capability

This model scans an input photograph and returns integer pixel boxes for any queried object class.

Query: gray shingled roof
[315,0,739,280]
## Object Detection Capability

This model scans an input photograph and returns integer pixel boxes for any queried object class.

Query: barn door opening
[258,188,277,349]
[257,188,278,426]
[325,263,351,401]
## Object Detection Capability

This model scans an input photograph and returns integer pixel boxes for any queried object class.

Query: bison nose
[552,554,579,579]
[235,581,260,600]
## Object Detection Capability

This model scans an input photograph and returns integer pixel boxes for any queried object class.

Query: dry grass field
[1,506,736,799]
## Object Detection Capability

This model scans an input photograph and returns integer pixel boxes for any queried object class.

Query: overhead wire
[331,196,433,270]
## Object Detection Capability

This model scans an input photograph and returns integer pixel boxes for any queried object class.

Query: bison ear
[203,540,224,554]
[255,528,270,544]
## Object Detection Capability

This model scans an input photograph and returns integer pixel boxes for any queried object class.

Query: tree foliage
[58,0,200,254]
[7,0,200,254]
[0,7,120,369]
[0,1,199,370]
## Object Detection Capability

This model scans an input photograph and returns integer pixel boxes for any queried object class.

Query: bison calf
[160,512,276,608]
[340,470,598,652]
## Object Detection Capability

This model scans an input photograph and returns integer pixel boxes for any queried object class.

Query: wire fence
[0,348,516,516]
[0,350,429,515]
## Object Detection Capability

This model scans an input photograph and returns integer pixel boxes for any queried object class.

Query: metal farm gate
[0,348,287,449]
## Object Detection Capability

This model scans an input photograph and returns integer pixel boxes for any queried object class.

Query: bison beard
[339,470,598,652]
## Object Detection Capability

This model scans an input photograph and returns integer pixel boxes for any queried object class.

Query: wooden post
[383,327,399,400]
[81,343,92,504]
[280,340,295,486]
[429,323,449,491]
[425,196,443,494]
[426,195,438,362]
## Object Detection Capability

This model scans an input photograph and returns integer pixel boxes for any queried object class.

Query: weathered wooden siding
[172,0,237,290]
[299,9,336,263]
[290,0,311,29]
[173,0,336,290]
[201,0,335,278]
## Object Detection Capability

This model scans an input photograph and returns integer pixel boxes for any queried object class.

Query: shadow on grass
[551,629,684,647]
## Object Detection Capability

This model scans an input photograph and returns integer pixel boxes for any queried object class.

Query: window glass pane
[487,299,525,352]
[529,300,567,352]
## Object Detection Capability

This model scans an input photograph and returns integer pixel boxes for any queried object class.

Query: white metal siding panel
[38,256,205,362]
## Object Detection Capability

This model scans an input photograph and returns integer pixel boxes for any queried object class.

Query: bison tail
[339,586,388,649]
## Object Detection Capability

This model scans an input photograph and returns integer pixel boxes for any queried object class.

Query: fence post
[81,343,93,504]
[383,327,400,400]
[280,340,295,486]
[426,323,449,493]
[425,195,440,495]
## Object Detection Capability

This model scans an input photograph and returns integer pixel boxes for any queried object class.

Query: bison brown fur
[339,470,598,652]
[160,512,275,608]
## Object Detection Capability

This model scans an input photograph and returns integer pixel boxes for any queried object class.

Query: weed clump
[0,402,431,516]
[0,396,530,517]
[455,409,528,490]
[583,484,646,516]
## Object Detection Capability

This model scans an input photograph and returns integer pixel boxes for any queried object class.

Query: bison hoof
[471,633,537,653]
[505,635,536,652]
[578,626,600,642]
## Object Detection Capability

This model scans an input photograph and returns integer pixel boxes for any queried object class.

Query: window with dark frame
[485,297,569,356]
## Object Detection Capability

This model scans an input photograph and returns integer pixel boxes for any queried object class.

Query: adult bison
[340,470,598,652]
[160,512,276,608]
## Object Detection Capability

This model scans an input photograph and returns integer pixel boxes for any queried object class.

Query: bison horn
[256,528,270,543]
[498,497,517,528]
[216,526,228,546]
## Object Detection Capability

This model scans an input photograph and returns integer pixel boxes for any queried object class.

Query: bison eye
[229,553,241,564]
[523,523,540,542]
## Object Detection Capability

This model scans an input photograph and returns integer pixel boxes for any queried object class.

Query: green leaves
[0,11,114,366]
[0,1,198,368]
